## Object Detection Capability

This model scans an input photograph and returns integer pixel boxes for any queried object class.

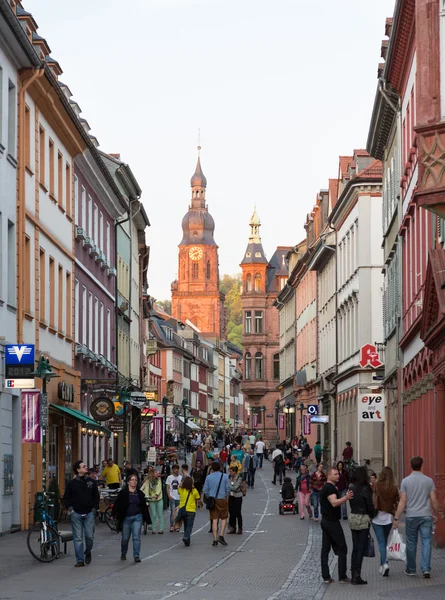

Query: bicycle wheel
[27,523,60,563]
[104,507,117,532]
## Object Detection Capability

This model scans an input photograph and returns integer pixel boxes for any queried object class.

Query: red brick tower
[171,148,225,336]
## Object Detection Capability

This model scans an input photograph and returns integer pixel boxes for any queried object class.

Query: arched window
[245,353,251,379]
[246,273,252,292]
[255,352,263,379]
[206,260,211,279]
[254,273,261,292]
[192,262,199,279]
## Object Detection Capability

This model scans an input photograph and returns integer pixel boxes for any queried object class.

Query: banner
[252,414,258,428]
[303,414,311,435]
[153,416,164,447]
[278,413,285,430]
[21,390,40,443]
[358,394,385,422]
[170,416,175,429]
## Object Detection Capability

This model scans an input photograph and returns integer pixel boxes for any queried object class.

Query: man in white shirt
[255,437,265,469]
[166,464,182,532]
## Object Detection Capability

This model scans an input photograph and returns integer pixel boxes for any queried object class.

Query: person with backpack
[227,466,243,534]
[271,444,285,486]
[302,438,312,460]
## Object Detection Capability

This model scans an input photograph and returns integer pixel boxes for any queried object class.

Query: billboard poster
[153,416,164,447]
[21,390,40,443]
[303,414,311,435]
[278,413,285,430]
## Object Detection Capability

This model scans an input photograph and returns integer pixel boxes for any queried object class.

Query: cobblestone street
[1,461,444,600]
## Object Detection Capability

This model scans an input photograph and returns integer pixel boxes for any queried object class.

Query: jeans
[229,496,243,530]
[71,510,95,564]
[351,528,369,576]
[372,522,392,565]
[149,500,164,532]
[247,470,256,488]
[257,453,264,468]
[405,516,433,574]
[321,519,347,581]
[170,498,180,525]
[298,492,312,518]
[183,511,195,542]
[121,514,143,558]
[311,491,321,519]
[339,489,348,518]
[273,464,284,484]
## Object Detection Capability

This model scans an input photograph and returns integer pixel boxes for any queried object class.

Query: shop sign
[252,414,258,428]
[109,421,123,432]
[90,396,115,421]
[58,382,75,403]
[21,390,40,443]
[307,404,319,415]
[303,414,311,435]
[310,415,329,424]
[153,416,164,447]
[144,390,158,402]
[129,392,147,409]
[359,344,383,369]
[113,400,124,416]
[278,413,285,430]
[146,448,157,463]
[359,394,385,422]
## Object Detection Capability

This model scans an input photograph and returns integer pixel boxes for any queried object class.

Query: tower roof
[190,147,207,188]
[241,207,268,265]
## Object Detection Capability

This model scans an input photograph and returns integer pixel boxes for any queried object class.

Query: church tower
[171,148,226,337]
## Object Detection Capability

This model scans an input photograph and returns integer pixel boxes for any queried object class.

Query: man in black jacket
[63,460,100,567]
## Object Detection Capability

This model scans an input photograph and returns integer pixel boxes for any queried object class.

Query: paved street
[0,461,444,600]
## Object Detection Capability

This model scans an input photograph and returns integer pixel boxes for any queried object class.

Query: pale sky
[26,0,395,300]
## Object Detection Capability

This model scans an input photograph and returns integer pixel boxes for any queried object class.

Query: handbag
[205,473,224,510]
[348,513,371,530]
[240,480,247,496]
[176,491,191,522]
[364,531,375,558]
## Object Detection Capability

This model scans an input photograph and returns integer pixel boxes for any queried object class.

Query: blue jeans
[71,510,95,564]
[170,499,180,525]
[339,489,347,518]
[121,514,143,558]
[372,522,392,565]
[311,491,320,519]
[405,516,433,574]
[247,470,256,488]
[183,511,196,543]
[257,453,263,468]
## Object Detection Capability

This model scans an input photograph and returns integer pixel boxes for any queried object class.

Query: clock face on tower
[189,246,203,261]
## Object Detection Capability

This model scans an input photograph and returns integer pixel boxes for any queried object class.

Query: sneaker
[75,561,85,567]
[339,577,351,584]
[405,569,416,576]
[382,563,389,577]
[218,536,228,546]
[323,578,334,584]
[379,565,384,575]
[85,552,92,565]
[158,531,163,534]
[120,555,126,561]
[236,529,243,534]
[134,557,141,563]
[170,525,174,532]
[212,540,218,546]
[152,531,157,535]
[423,572,431,579]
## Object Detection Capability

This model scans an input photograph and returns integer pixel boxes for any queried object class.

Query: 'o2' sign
[359,394,385,422]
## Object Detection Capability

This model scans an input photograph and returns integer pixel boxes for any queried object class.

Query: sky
[26,0,395,300]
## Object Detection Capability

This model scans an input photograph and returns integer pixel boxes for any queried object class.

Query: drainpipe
[17,68,44,344]
[328,222,338,462]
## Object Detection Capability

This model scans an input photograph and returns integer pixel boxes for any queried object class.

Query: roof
[266,247,292,292]
[353,149,370,157]
[329,178,339,207]
[190,152,207,188]
[339,156,353,179]
[355,159,383,179]
[240,242,268,265]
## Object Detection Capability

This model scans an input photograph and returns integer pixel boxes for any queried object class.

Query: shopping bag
[387,528,406,561]
[364,533,375,558]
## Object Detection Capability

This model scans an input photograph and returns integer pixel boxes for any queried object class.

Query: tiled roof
[353,149,370,157]
[339,156,353,178]
[355,159,383,180]
[329,179,339,205]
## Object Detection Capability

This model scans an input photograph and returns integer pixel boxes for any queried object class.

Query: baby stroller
[278,477,298,515]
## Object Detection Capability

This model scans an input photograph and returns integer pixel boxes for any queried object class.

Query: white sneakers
[379,565,383,575]
[382,563,389,576]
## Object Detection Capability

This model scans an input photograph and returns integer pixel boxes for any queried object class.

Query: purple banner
[21,390,40,443]
[153,416,164,447]
[170,416,175,429]
[278,413,285,430]
[252,414,258,428]
[303,414,311,435]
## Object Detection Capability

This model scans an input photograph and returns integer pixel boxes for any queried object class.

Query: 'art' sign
[359,394,385,422]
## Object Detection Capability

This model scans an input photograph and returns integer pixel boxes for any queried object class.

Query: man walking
[255,437,265,468]
[101,458,122,489]
[393,456,439,578]
[203,462,230,546]
[271,444,285,486]
[314,440,323,465]
[245,448,258,489]
[63,460,100,567]
[320,466,353,584]
[166,464,182,532]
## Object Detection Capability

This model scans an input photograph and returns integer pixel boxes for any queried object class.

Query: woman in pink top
[296,465,313,520]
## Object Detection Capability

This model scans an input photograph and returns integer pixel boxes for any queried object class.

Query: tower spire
[249,206,261,243]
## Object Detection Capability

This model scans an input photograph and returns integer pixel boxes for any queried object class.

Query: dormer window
[255,252,261,258]
[246,251,251,257]
[193,231,198,237]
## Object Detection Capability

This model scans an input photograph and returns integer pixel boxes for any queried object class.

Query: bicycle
[100,488,120,532]
[27,492,61,563]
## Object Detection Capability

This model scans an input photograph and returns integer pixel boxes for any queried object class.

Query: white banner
[358,394,385,422]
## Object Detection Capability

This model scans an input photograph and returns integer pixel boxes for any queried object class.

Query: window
[244,310,252,334]
[24,236,31,312]
[8,80,16,157]
[74,279,79,342]
[192,262,199,279]
[100,302,104,355]
[255,352,264,379]
[94,203,98,244]
[206,260,211,279]
[94,297,99,353]
[7,221,15,305]
[88,292,93,349]
[82,286,87,345]
[88,195,93,237]
[254,273,261,292]
[74,175,79,225]
[106,309,111,360]
[183,360,191,378]
[99,212,103,251]
[245,353,251,379]
[58,265,63,332]
[66,272,71,338]
[39,126,45,184]
[49,139,55,196]
[66,163,71,216]
[81,186,86,230]
[106,222,110,259]
[39,248,45,321]
[49,257,55,328]
[58,152,63,206]
[25,104,31,166]
[254,310,263,333]
[273,353,280,380]
[246,273,252,292]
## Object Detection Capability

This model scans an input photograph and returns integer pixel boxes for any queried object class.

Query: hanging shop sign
[21,390,40,443]
[5,344,35,388]
[303,414,311,435]
[58,382,75,403]
[90,396,115,422]
[278,413,285,430]
[153,416,164,447]
[129,392,147,409]
[113,400,124,416]
[252,414,258,428]
[358,394,385,422]
[359,344,383,369]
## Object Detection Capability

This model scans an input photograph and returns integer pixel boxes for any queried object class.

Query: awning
[177,415,200,430]
[50,405,112,436]
[279,394,296,408]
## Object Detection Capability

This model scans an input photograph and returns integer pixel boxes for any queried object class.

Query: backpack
[274,453,284,465]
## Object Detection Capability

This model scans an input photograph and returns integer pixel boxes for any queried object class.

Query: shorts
[209,499,228,520]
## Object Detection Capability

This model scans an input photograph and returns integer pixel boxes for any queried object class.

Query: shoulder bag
[205,473,224,510]
[176,491,191,522]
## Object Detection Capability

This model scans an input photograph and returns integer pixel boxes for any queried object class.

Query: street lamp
[298,402,305,437]
[181,398,190,464]
[30,356,59,495]
[260,405,266,432]
[161,396,169,447]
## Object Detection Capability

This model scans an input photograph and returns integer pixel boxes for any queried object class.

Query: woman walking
[141,468,164,534]
[310,463,327,521]
[228,466,243,534]
[348,466,376,585]
[296,464,313,520]
[178,476,201,546]
[112,474,150,562]
[191,460,205,496]
[336,461,349,520]
[372,466,399,576]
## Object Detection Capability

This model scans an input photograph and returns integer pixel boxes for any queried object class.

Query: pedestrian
[255,437,265,468]
[219,447,229,473]
[181,464,189,479]
[111,474,150,562]
[99,459,107,476]
[166,464,182,532]
[271,444,285,486]
[348,466,376,585]
[393,456,439,578]
[178,476,201,546]
[157,456,171,510]
[245,448,258,489]
[249,431,256,446]
[191,459,205,495]
[310,463,327,521]
[314,440,323,465]
[141,468,164,534]
[191,444,208,468]
[123,460,139,485]
[63,460,100,567]
[231,443,244,464]
[320,466,353,584]
[302,438,312,461]
[336,461,349,520]
[296,464,313,520]
[229,453,243,476]
[372,466,399,576]
[227,466,243,534]
[342,441,353,462]
[101,458,122,490]
[203,461,230,547]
